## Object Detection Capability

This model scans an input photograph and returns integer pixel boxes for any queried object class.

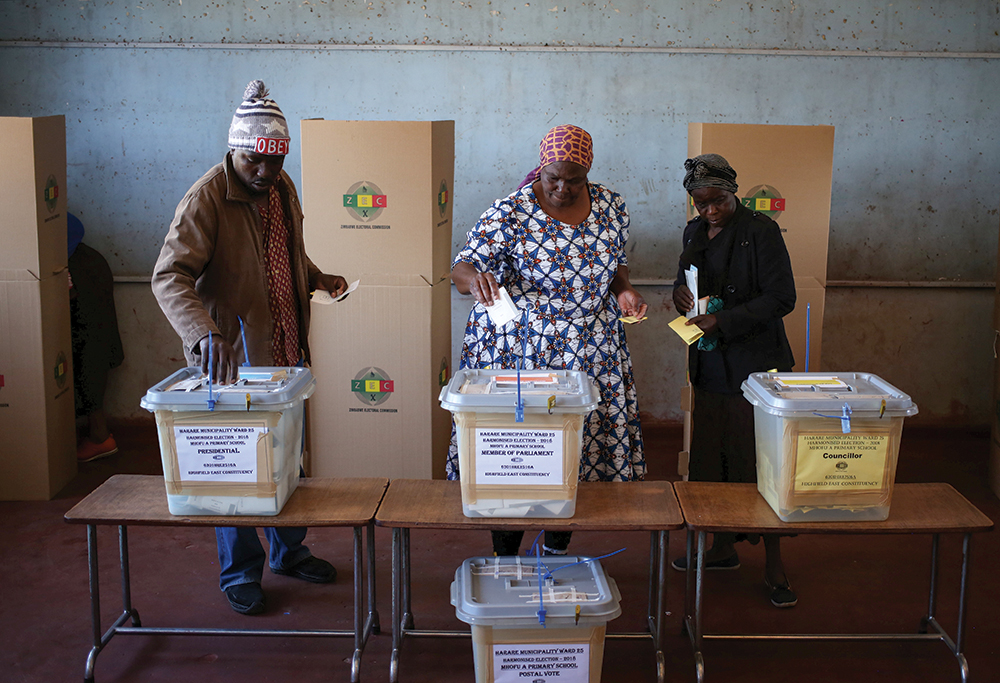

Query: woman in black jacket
[670,153,798,608]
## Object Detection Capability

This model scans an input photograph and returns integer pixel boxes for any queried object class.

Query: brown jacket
[152,152,321,367]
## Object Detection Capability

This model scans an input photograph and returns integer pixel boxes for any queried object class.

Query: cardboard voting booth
[305,273,452,479]
[300,120,454,285]
[300,120,454,479]
[0,116,68,278]
[0,270,77,500]
[0,115,76,500]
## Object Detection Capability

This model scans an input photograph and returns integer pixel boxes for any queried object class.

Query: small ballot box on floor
[141,367,316,516]
[742,372,918,522]
[439,369,599,519]
[451,555,621,683]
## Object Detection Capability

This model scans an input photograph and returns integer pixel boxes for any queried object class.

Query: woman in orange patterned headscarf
[450,125,647,557]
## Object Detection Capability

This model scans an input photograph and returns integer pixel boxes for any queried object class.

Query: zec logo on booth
[741,184,786,219]
[54,352,68,389]
[43,175,59,213]
[351,367,395,406]
[343,181,388,222]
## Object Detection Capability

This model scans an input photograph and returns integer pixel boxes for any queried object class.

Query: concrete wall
[3,1,998,426]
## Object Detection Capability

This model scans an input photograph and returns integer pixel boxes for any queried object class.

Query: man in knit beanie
[152,80,347,615]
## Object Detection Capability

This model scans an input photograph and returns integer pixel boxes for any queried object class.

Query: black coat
[674,203,796,392]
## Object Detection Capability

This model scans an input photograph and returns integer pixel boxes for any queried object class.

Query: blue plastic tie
[527,531,545,557]
[541,548,627,580]
[813,402,852,433]
[206,330,216,412]
[525,531,626,628]
[238,315,251,367]
[534,540,546,627]
[805,303,811,372]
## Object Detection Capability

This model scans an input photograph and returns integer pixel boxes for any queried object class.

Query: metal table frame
[675,481,994,683]
[374,479,684,683]
[65,475,387,683]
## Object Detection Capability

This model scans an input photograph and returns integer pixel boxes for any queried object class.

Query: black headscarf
[683,154,739,194]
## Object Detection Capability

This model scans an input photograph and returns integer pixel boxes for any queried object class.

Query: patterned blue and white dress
[446,182,645,483]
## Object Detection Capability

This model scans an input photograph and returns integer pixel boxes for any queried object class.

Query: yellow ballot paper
[618,315,647,324]
[669,315,704,345]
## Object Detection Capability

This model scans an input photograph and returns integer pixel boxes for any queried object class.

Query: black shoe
[670,553,740,572]
[491,530,524,557]
[272,556,337,583]
[225,582,265,615]
[765,578,798,608]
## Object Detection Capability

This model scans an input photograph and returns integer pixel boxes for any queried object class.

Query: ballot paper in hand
[484,287,521,327]
[669,315,705,346]
[310,279,360,304]
[684,266,699,319]
[336,279,360,301]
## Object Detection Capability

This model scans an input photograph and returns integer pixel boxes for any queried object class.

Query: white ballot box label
[475,429,564,485]
[174,426,266,482]
[493,644,589,683]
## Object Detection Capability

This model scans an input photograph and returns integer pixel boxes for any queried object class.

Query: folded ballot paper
[310,279,360,304]
[669,315,704,345]
[483,286,521,327]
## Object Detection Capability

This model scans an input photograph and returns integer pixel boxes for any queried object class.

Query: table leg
[118,526,140,627]
[921,533,940,634]
[84,524,101,683]
[924,533,973,682]
[83,524,140,683]
[655,530,668,683]
[682,530,693,636]
[367,521,380,636]
[955,533,972,682]
[390,527,402,683]
[647,531,657,631]
[351,525,363,683]
[401,528,414,630]
[686,530,706,683]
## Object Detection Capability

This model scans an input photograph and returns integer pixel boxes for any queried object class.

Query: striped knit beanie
[228,80,290,155]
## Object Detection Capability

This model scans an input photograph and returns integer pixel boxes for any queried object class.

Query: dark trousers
[491,530,573,556]
[689,388,757,483]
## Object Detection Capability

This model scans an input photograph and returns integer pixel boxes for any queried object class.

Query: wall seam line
[1,41,998,59]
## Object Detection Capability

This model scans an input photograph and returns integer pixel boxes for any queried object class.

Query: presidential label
[493,644,589,683]
[174,426,266,482]
[793,433,890,493]
[475,428,563,486]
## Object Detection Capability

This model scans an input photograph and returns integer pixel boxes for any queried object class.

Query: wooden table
[674,481,995,683]
[64,474,388,683]
[374,479,684,683]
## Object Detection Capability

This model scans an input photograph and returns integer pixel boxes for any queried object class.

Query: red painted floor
[1,422,997,683]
